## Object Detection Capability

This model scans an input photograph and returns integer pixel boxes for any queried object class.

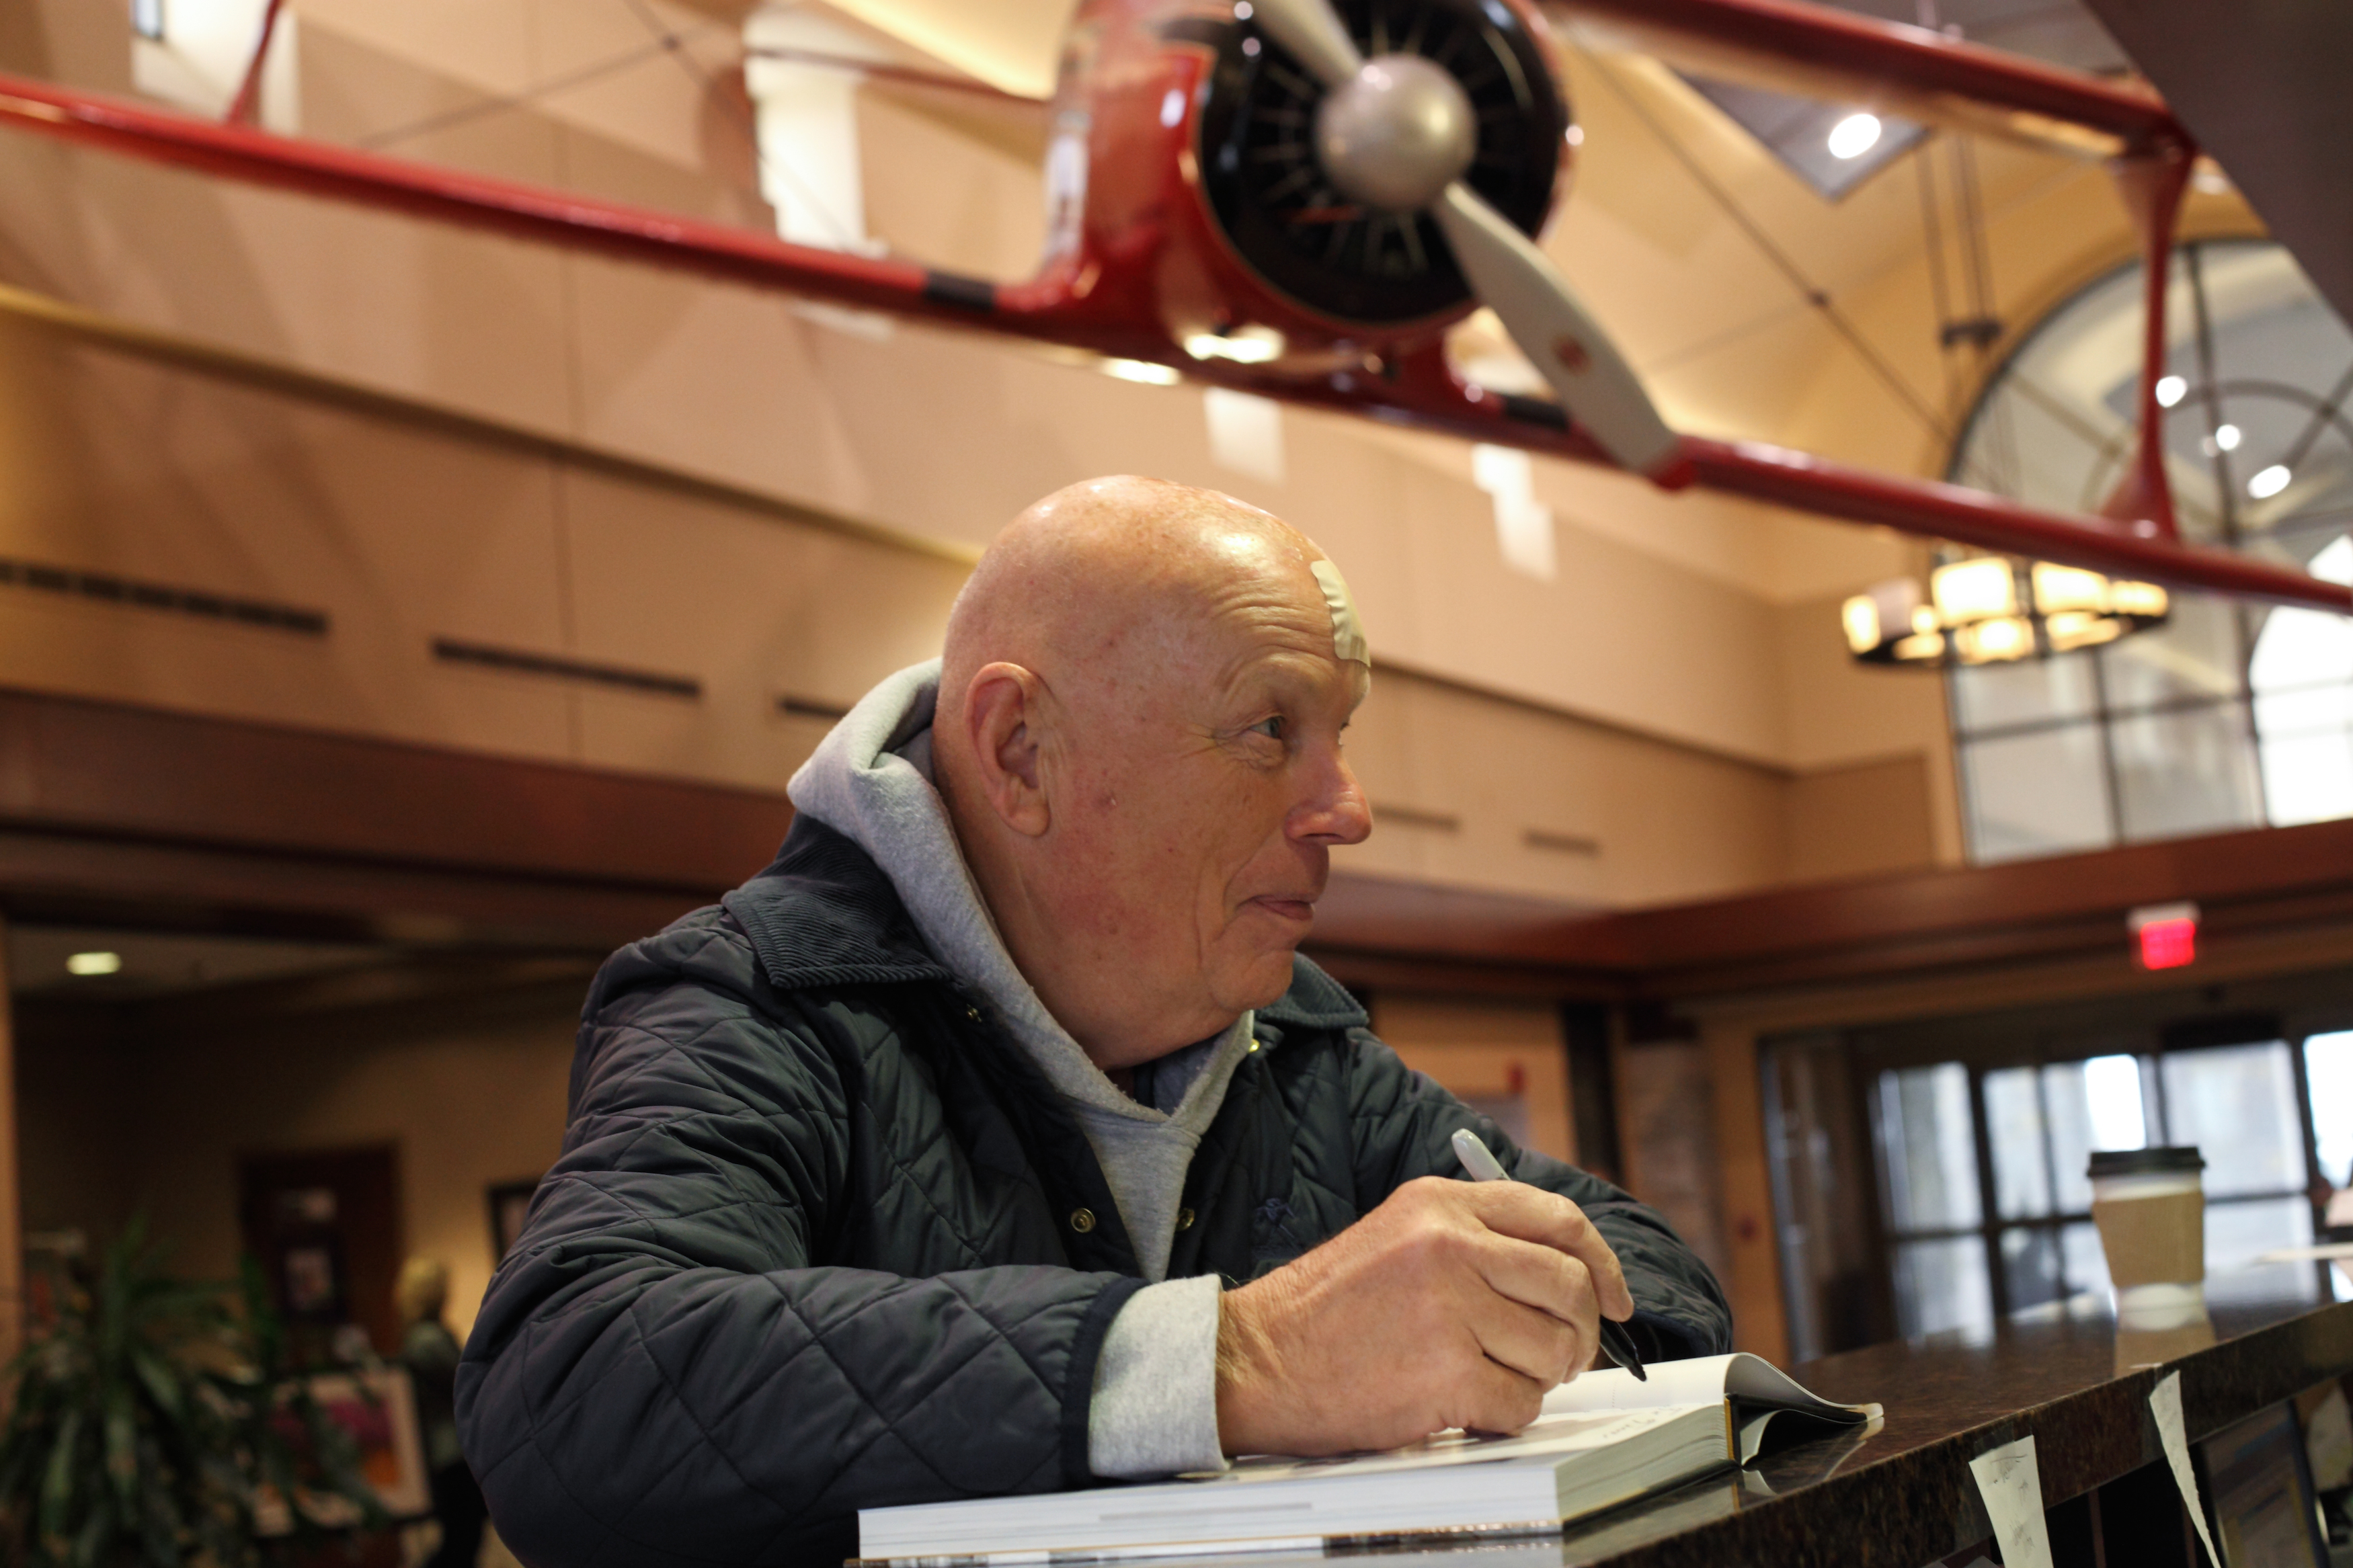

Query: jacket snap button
[1176,1208,1195,1231]
[1069,1208,1096,1234]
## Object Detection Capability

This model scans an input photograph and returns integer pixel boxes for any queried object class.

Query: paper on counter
[2151,1370,2221,1567]
[2251,1241,2353,1264]
[1968,1435,2054,1568]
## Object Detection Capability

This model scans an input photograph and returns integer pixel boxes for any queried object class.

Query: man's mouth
[1247,896,1317,923]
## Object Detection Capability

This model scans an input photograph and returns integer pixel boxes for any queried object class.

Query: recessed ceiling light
[2249,464,2292,499]
[67,951,122,976]
[1827,112,1882,161]
[2214,423,2242,451]
[2154,374,2187,408]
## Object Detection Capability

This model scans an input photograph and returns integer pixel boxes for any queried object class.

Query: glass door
[1869,1034,2329,1339]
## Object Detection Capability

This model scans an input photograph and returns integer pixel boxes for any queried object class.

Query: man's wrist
[1213,1277,1285,1456]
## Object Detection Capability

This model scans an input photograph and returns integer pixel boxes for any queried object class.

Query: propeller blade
[1248,0,1363,89]
[1431,181,1686,480]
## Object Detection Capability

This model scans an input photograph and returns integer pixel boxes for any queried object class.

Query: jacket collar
[1259,959,1369,1032]
[723,815,1373,1034]
[723,815,954,991]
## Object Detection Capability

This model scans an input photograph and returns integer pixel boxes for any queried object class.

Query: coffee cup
[2088,1147,2208,1331]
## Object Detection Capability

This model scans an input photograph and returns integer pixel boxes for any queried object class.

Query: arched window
[1946,239,2353,862]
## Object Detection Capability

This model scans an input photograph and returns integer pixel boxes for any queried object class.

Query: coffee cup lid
[2087,1146,2204,1177]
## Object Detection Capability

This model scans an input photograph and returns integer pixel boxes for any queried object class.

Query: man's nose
[1292,755,1373,845]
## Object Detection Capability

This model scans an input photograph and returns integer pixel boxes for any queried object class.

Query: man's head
[396,1256,448,1327]
[934,477,1373,1070]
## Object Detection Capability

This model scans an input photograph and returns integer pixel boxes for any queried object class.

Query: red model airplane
[0,0,2342,612]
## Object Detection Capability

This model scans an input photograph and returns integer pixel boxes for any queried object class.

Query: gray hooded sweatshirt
[787,659,1238,1478]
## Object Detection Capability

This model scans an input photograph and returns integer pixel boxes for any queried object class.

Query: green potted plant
[0,1221,385,1566]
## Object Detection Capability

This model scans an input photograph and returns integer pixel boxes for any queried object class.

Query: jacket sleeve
[455,933,1143,1567]
[1339,1027,1734,1362]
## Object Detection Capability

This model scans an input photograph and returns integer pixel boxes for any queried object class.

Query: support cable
[360,35,701,149]
[611,0,863,251]
[1566,32,1951,444]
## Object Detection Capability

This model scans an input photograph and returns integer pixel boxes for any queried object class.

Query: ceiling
[2077,0,2353,337]
[1816,0,2128,75]
[9,925,383,999]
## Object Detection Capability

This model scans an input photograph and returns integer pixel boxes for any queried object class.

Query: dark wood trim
[0,691,794,887]
[1308,870,1632,973]
[1604,816,2353,995]
[0,685,2349,1000]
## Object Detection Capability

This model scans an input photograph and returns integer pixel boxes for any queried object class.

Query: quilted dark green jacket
[455,818,1730,1566]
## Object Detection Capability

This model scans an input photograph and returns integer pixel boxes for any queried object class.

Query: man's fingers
[1451,1354,1547,1438]
[1461,1291,1589,1387]
[1476,1234,1602,1341]
[1462,1184,1635,1319]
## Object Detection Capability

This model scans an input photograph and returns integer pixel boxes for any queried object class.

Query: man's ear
[961,662,1052,837]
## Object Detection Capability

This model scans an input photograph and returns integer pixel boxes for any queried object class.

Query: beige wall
[1371,993,1575,1165]
[3,0,2255,904]
[0,0,1972,811]
[17,990,577,1342]
[0,301,1933,904]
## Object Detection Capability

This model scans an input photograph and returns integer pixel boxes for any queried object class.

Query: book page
[1543,1353,1875,1426]
[1204,1405,1707,1485]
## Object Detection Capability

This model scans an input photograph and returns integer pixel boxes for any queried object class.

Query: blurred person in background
[398,1257,487,1568]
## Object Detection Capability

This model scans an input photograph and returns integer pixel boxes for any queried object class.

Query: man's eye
[1249,716,1286,741]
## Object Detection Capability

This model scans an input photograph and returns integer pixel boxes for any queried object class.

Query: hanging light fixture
[1843,556,2169,667]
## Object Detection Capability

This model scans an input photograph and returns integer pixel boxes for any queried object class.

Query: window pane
[2110,702,2266,841]
[2205,1197,2313,1298]
[2308,1030,2353,1188]
[2100,593,2244,709]
[2159,1042,2308,1197]
[2254,681,2353,735]
[1985,1067,2052,1220]
[2249,565,2353,697]
[2001,1227,2068,1313]
[2240,536,2353,829]
[1949,651,2100,734]
[1893,1237,1994,1340]
[1878,1064,1983,1233]
[2061,1219,2111,1298]
[1961,725,2114,864]
[2044,1054,2149,1212]
[2257,728,2353,827]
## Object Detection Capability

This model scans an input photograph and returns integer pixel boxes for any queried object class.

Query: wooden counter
[1183,1266,2352,1568]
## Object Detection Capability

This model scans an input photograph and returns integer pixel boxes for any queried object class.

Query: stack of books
[854,1352,1878,1565]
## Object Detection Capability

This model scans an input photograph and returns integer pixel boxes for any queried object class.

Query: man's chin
[1216,945,1310,1015]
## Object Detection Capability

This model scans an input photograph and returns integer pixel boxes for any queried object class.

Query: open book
[854,1354,1877,1566]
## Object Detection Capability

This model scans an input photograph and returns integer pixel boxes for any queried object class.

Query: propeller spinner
[1251,0,1687,480]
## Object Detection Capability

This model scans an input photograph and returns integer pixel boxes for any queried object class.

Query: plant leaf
[39,1405,82,1543]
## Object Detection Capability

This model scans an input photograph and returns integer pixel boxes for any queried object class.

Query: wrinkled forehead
[1102,542,1367,707]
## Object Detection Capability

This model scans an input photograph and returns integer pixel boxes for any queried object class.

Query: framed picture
[257,1368,431,1532]
[486,1177,542,1263]
[2198,1399,2331,1568]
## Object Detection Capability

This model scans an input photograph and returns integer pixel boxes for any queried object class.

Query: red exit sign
[2128,901,2200,970]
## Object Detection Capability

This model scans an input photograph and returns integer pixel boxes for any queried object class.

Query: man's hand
[1213,1176,1634,1456]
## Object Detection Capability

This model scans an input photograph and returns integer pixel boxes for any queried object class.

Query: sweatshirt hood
[785,660,1247,1139]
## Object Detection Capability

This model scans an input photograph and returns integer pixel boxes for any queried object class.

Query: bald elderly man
[458,477,1728,1565]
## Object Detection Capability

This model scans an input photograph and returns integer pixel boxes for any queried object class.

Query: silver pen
[1451,1126,1646,1381]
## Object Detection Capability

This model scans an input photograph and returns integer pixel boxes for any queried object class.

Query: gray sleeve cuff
[1086,1274,1228,1479]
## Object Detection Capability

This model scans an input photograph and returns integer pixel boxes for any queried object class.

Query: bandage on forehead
[1311,560,1369,667]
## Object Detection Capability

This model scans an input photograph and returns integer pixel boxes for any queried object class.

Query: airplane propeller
[1250,0,1689,480]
